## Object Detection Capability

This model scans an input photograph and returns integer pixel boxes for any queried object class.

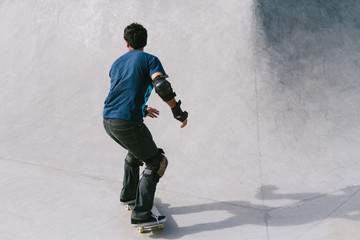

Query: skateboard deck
[137,222,165,233]
[121,201,166,233]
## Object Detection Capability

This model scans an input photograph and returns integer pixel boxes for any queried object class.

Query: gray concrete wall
[254,0,360,206]
[1,0,360,224]
[0,0,261,204]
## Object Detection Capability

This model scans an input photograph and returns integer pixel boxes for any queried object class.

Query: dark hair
[124,23,147,49]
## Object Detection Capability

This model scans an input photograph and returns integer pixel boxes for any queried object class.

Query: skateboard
[121,200,166,233]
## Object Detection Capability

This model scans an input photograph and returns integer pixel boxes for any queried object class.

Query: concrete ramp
[1,0,360,239]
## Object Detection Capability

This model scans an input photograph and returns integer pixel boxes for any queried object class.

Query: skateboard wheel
[158,224,164,230]
[138,227,144,233]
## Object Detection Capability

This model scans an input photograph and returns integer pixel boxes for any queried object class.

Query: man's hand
[179,118,188,128]
[145,107,160,118]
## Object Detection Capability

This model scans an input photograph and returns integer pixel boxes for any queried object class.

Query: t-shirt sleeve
[148,56,166,77]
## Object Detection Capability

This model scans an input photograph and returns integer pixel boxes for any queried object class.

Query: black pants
[103,118,161,220]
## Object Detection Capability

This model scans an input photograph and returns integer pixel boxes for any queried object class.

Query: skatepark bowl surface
[1,0,360,239]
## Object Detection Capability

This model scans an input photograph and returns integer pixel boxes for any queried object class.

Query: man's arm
[151,72,188,128]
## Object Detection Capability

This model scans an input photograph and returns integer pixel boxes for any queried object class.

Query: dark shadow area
[254,0,360,88]
[149,186,360,239]
[256,185,323,202]
[255,0,360,58]
[253,0,360,156]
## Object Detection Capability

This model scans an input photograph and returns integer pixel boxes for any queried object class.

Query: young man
[103,23,188,225]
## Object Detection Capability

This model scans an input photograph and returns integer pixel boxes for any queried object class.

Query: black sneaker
[131,214,166,227]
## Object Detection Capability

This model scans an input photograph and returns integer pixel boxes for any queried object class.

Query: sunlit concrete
[1,0,360,239]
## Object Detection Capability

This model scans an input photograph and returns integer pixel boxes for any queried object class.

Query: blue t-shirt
[103,50,166,122]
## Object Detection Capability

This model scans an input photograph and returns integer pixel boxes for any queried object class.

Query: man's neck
[128,47,144,52]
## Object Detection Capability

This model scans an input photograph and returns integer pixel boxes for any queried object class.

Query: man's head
[124,23,147,50]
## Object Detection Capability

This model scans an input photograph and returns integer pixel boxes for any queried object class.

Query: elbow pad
[153,74,176,102]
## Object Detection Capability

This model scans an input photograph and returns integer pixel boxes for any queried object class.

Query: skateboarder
[103,23,188,225]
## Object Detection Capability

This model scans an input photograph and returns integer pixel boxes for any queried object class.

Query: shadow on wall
[252,0,360,140]
[155,185,360,239]
[254,0,360,84]
[254,0,360,59]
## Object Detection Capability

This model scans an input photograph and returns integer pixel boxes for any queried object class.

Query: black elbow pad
[154,75,176,102]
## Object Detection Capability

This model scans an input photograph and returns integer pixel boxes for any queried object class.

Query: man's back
[103,50,165,122]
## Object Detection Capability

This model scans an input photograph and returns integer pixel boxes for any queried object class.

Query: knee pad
[143,149,168,181]
[157,153,168,178]
[125,153,144,167]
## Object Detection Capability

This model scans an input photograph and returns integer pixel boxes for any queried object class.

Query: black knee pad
[125,153,144,167]
[143,149,168,182]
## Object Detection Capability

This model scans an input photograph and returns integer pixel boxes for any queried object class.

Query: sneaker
[131,214,166,227]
